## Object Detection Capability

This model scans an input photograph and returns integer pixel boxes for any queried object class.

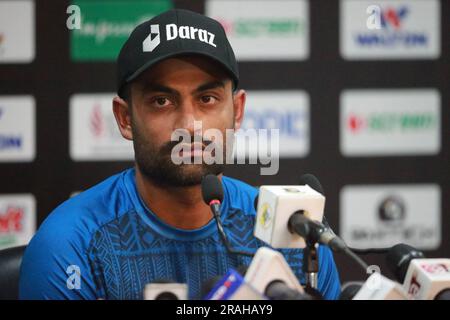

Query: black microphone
[386,243,426,283]
[201,174,254,257]
[298,173,330,228]
[201,174,223,218]
[265,280,314,300]
[287,212,348,252]
[338,282,363,300]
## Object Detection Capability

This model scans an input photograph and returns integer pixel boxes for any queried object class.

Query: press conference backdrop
[0,0,448,283]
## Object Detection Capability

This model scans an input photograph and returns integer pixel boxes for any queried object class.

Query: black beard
[132,126,225,188]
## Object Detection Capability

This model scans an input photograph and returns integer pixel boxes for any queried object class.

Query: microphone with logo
[203,269,266,300]
[254,175,370,287]
[387,244,450,300]
[144,279,188,300]
[243,247,316,300]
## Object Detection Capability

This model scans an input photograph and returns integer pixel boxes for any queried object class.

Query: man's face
[122,55,244,187]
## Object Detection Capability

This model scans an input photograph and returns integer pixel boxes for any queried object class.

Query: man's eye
[200,95,217,104]
[152,97,171,108]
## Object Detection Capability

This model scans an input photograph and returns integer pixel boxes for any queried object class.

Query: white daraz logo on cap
[143,24,217,52]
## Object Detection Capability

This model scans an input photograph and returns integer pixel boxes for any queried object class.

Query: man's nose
[173,100,202,137]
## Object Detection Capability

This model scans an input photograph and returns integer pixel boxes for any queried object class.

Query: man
[19,9,341,300]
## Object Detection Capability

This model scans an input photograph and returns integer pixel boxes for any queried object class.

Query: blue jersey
[19,168,341,300]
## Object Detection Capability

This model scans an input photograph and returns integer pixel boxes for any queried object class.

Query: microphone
[244,247,318,300]
[203,269,266,300]
[254,184,325,249]
[386,243,426,283]
[402,258,450,300]
[287,213,347,252]
[338,282,364,300]
[352,272,408,300]
[201,174,254,257]
[298,173,331,229]
[144,279,188,300]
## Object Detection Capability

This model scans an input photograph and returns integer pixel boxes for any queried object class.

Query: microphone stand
[303,240,319,290]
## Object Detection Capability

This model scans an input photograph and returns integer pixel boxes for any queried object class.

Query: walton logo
[357,6,428,47]
[143,24,216,52]
[380,7,408,30]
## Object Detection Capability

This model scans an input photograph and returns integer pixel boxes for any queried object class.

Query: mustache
[159,135,214,154]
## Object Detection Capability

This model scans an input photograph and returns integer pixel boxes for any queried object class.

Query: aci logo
[0,206,24,233]
[347,112,437,134]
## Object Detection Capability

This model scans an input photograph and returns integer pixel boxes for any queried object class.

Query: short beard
[132,125,226,188]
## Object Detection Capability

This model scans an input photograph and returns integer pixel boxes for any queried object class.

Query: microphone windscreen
[201,174,224,204]
[386,243,425,283]
[299,173,324,195]
[339,283,363,300]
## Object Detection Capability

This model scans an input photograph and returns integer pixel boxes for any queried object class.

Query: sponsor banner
[340,89,440,156]
[236,90,309,158]
[340,0,440,59]
[0,96,35,162]
[70,0,172,61]
[0,0,35,63]
[340,184,441,250]
[69,93,134,160]
[206,0,309,60]
[0,194,36,250]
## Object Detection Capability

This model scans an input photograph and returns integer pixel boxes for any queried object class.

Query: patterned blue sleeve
[19,205,98,300]
[317,245,342,300]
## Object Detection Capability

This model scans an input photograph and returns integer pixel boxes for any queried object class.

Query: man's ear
[232,89,246,130]
[112,96,133,141]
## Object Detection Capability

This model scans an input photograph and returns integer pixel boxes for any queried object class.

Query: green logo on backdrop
[71,0,172,61]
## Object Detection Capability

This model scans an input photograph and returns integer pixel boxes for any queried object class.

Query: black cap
[117,9,239,97]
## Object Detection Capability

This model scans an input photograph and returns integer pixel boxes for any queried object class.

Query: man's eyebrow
[194,80,226,93]
[141,83,177,95]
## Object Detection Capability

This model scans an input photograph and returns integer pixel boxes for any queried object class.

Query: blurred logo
[0,206,24,233]
[341,90,440,156]
[217,18,303,38]
[239,91,309,158]
[340,184,441,250]
[0,97,35,161]
[70,0,172,61]
[420,263,450,275]
[70,94,134,160]
[357,6,427,47]
[378,196,406,227]
[206,0,309,60]
[0,0,35,62]
[347,111,437,134]
[0,195,35,250]
[341,0,440,59]
[0,107,22,150]
[258,203,273,229]
[380,7,408,30]
[408,273,421,296]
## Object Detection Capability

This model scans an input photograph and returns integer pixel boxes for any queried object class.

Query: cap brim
[125,49,239,88]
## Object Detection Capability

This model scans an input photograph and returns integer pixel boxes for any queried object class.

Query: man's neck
[134,166,220,230]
